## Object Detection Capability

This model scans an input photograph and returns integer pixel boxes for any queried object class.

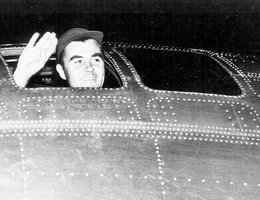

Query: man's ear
[56,64,66,80]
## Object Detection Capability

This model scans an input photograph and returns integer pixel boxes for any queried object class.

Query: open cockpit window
[120,48,241,95]
[3,49,122,88]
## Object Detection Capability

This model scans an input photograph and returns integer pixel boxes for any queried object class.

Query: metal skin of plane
[0,42,259,200]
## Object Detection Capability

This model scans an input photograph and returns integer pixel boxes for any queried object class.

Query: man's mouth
[80,73,97,81]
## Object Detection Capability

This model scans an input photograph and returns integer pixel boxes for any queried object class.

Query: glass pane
[121,48,241,95]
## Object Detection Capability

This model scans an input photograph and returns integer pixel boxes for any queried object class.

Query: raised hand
[13,32,58,87]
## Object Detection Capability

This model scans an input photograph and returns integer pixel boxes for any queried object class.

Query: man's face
[61,39,105,87]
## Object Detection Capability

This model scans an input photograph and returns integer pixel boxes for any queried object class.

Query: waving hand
[13,32,58,87]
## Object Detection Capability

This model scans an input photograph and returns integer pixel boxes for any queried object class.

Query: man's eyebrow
[69,55,83,61]
[91,53,103,58]
[69,53,103,62]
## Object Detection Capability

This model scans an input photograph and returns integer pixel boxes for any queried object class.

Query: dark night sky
[0,0,259,54]
[0,0,259,14]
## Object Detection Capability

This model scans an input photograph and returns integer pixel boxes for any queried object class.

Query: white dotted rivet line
[0,102,9,120]
[18,135,27,198]
[104,51,127,89]
[20,171,155,182]
[0,54,16,86]
[0,127,259,146]
[153,138,166,195]
[170,177,258,188]
[218,55,255,96]
[114,49,144,87]
[0,119,259,145]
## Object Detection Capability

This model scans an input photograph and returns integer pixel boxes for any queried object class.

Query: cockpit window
[3,53,123,88]
[120,48,241,95]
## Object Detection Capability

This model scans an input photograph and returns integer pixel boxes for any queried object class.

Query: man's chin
[77,80,101,88]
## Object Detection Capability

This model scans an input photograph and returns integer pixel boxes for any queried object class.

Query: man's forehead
[64,39,101,57]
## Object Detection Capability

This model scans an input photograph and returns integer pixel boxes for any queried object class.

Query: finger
[39,37,57,65]
[45,35,58,56]
[35,32,51,48]
[47,37,58,56]
[26,32,40,48]
[37,48,48,67]
[43,32,56,50]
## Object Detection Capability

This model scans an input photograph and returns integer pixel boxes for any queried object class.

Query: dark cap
[57,28,103,63]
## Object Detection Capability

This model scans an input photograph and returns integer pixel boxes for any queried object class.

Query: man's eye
[75,59,83,64]
[92,57,102,62]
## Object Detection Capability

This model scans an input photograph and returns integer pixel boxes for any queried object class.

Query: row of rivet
[1,129,258,146]
[218,55,248,97]
[0,119,259,136]
[17,135,27,196]
[0,121,256,135]
[7,170,260,191]
[9,171,150,180]
[1,128,259,137]
[148,96,260,130]
[112,48,143,86]
[246,73,260,83]
[0,101,9,119]
[220,52,258,64]
[154,137,165,193]
[103,51,127,89]
[219,55,257,96]
[164,176,260,189]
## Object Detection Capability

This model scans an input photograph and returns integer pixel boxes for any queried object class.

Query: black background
[0,0,259,54]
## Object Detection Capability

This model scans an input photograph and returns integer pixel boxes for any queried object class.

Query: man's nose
[83,61,94,72]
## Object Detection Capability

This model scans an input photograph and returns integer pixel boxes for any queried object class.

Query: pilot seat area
[3,53,123,88]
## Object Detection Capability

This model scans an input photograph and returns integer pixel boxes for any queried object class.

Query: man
[13,28,105,88]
